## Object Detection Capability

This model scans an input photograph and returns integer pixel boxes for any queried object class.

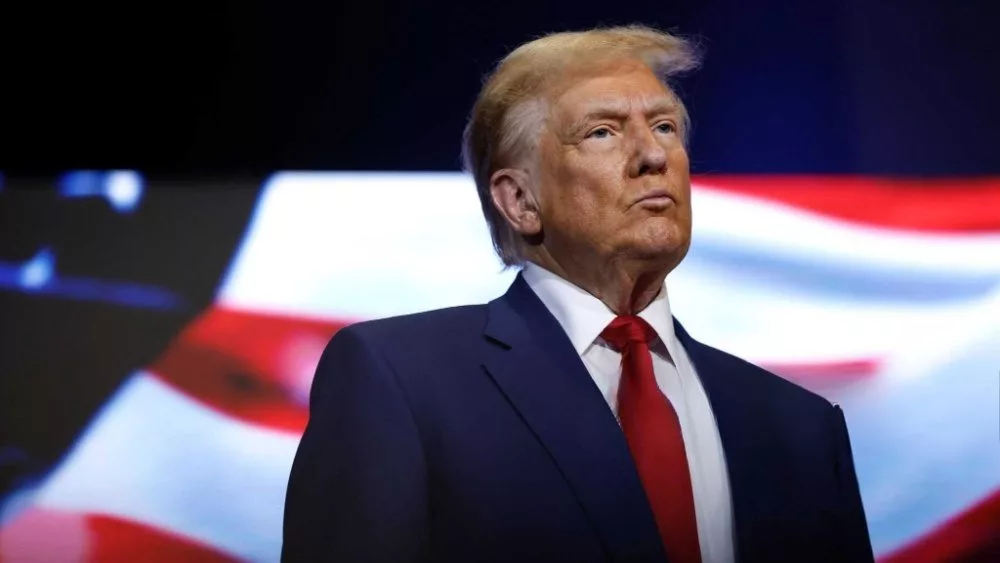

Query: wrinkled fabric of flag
[1,172,998,562]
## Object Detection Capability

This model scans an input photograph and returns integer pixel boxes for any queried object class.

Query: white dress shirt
[522,262,736,563]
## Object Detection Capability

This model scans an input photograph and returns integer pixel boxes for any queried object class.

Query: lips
[632,189,675,208]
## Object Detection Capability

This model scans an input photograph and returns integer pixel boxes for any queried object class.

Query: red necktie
[601,315,702,563]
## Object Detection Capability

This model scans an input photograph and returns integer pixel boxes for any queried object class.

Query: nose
[627,125,668,178]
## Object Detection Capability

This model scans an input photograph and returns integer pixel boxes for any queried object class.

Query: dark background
[3,0,999,176]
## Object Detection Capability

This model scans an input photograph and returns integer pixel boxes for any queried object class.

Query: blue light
[105,170,144,213]
[58,170,104,197]
[0,253,188,311]
[18,247,55,289]
[57,170,145,214]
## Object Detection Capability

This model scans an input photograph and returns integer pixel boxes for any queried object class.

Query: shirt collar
[521,261,679,358]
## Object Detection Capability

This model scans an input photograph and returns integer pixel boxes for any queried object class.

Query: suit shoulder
[332,304,488,347]
[692,338,835,413]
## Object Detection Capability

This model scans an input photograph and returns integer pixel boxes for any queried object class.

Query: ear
[489,168,542,237]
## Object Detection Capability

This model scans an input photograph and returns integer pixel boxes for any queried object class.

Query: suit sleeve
[281,325,429,563]
[830,404,875,562]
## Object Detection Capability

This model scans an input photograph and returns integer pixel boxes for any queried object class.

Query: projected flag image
[0,172,998,562]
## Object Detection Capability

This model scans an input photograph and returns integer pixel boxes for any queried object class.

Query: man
[282,25,874,563]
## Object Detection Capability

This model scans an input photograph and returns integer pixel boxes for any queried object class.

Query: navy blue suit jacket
[282,274,874,562]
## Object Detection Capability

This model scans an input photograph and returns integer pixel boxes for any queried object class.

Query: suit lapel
[674,319,766,563]
[482,274,666,563]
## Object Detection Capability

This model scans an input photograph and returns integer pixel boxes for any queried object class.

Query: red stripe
[0,508,238,562]
[87,513,238,562]
[0,507,88,562]
[878,488,1000,563]
[695,175,1000,233]
[757,358,880,395]
[760,358,880,379]
[148,305,351,434]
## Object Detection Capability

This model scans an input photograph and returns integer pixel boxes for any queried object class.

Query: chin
[640,231,692,267]
[626,238,687,265]
[637,222,689,252]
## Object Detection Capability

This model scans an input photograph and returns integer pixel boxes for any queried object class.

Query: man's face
[533,60,692,270]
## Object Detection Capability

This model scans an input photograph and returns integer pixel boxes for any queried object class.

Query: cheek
[550,160,621,213]
[669,146,692,216]
[669,144,690,175]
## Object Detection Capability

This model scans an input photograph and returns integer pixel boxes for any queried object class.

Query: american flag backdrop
[0,172,998,562]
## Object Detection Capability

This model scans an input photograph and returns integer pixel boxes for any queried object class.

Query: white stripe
[668,264,1000,371]
[216,172,516,321]
[29,372,296,563]
[843,316,1000,554]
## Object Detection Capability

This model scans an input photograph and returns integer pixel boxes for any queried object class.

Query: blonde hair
[462,25,701,266]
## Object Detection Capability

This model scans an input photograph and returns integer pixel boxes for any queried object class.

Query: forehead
[548,61,676,119]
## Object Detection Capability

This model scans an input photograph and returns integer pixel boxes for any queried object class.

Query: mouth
[632,190,675,210]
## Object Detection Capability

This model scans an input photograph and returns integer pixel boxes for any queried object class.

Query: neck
[527,249,669,315]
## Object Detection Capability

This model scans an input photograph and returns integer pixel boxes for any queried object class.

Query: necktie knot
[600,315,657,350]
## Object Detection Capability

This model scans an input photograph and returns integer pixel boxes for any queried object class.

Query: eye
[654,121,676,134]
[586,126,613,139]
